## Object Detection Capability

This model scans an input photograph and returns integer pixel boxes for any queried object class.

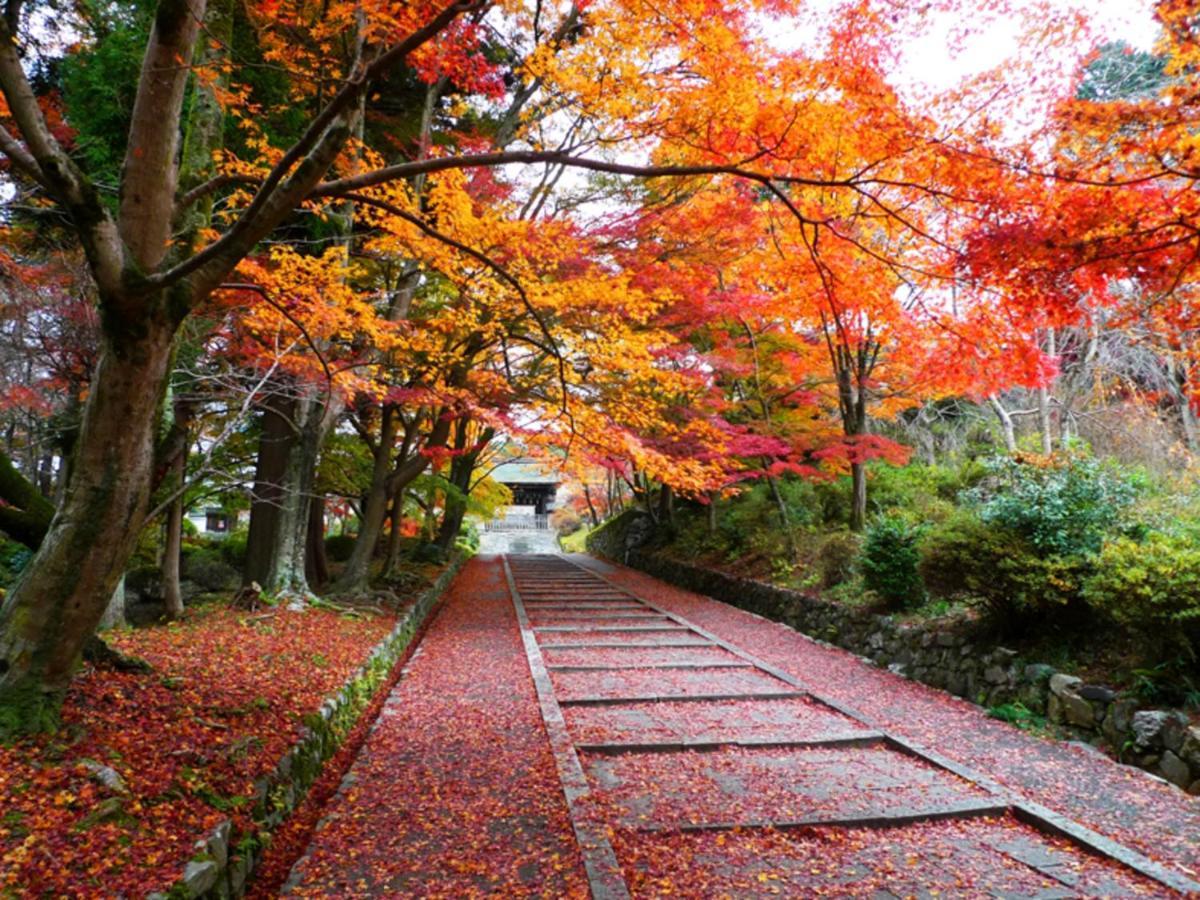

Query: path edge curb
[149,552,469,900]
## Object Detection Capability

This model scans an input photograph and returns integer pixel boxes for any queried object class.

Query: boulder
[1159,751,1192,789]
[1078,684,1117,703]
[207,820,232,869]
[1131,711,1173,751]
[80,759,129,796]
[1160,712,1190,754]
[1061,692,1095,728]
[984,665,1008,685]
[1108,697,1139,735]
[1180,725,1200,769]
[182,860,219,897]
[1049,673,1082,697]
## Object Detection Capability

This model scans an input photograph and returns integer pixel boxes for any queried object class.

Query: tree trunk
[0,450,54,549]
[1038,328,1056,455]
[707,491,717,535]
[99,577,127,630]
[384,485,407,576]
[0,324,175,733]
[333,407,399,594]
[242,390,335,602]
[435,447,477,552]
[988,394,1018,453]
[162,451,186,618]
[582,484,599,527]
[243,393,296,589]
[305,494,329,588]
[849,462,867,534]
[334,412,451,594]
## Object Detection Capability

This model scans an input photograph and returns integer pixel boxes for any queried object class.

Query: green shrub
[860,515,924,609]
[180,547,239,592]
[325,533,357,562]
[1082,532,1200,659]
[456,522,480,553]
[814,531,861,589]
[965,454,1137,557]
[868,460,985,517]
[219,528,249,568]
[918,510,1085,629]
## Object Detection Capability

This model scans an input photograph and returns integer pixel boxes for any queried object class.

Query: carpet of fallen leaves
[563,697,875,745]
[286,557,589,897]
[551,665,789,700]
[610,815,1165,897]
[580,744,991,829]
[0,603,397,896]
[579,557,1200,876]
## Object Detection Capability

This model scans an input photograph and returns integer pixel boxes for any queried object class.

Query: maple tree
[0,0,1187,737]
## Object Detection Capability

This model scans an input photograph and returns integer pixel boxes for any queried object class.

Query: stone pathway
[283,553,1200,897]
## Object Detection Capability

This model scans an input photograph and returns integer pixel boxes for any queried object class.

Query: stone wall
[587,515,1200,794]
[151,554,468,899]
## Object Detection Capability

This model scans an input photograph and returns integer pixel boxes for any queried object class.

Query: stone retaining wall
[586,514,1200,794]
[152,554,467,899]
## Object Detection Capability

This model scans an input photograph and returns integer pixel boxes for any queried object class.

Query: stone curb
[587,516,1200,794]
[149,553,468,900]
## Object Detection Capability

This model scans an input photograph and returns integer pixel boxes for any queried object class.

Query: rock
[207,820,231,869]
[886,662,907,677]
[1180,725,1200,768]
[1161,712,1190,754]
[946,671,967,698]
[1160,751,1192,789]
[229,852,252,894]
[936,632,958,648]
[867,631,885,650]
[1188,779,1200,797]
[1047,693,1063,724]
[983,665,1008,685]
[1109,697,1139,734]
[1049,673,1082,697]
[995,646,1019,660]
[80,759,129,796]
[1078,684,1117,703]
[1061,692,1095,728]
[1132,710,1173,750]
[182,859,219,896]
[1024,663,1056,684]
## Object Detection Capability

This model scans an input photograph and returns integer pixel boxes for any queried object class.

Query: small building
[185,507,247,537]
[486,459,562,530]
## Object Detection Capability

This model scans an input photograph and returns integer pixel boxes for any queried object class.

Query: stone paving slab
[562,696,877,746]
[580,744,992,830]
[542,645,746,668]
[576,553,1200,888]
[551,665,791,701]
[609,815,1167,897]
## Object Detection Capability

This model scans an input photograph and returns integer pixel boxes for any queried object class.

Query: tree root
[83,635,152,674]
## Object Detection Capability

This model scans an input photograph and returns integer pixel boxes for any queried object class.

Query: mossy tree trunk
[0,321,177,732]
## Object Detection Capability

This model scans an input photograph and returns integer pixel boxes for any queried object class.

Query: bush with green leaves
[918,509,1085,629]
[1082,532,1200,659]
[964,453,1138,557]
[814,530,861,589]
[325,533,357,562]
[868,459,986,517]
[860,515,924,609]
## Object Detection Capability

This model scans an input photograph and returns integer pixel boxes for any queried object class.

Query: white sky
[893,0,1158,91]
